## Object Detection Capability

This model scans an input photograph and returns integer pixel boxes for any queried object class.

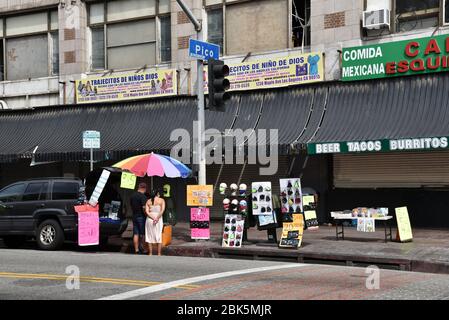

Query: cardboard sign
[75,204,99,246]
[187,185,213,207]
[190,208,210,240]
[89,169,110,206]
[120,172,136,190]
[279,214,304,248]
[357,218,375,232]
[304,210,319,230]
[395,207,413,242]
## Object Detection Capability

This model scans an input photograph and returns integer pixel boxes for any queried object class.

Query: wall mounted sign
[342,34,449,81]
[76,69,177,104]
[307,136,449,155]
[205,52,324,93]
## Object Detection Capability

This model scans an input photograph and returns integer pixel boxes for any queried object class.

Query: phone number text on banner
[204,52,324,92]
[76,69,177,104]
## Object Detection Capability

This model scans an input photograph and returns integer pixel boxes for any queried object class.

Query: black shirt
[130,192,147,218]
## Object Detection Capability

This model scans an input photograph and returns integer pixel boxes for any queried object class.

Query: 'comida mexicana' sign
[342,34,449,81]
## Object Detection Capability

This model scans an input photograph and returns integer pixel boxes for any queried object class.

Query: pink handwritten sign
[75,204,100,246]
[190,208,210,240]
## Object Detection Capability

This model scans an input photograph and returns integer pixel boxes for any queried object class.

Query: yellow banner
[187,185,213,207]
[205,52,324,93]
[395,207,413,242]
[76,69,177,104]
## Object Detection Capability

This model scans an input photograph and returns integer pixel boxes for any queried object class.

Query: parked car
[0,177,128,250]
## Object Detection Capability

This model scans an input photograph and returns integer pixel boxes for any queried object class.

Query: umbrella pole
[151,176,153,191]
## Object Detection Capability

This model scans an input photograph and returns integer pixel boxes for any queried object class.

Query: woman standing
[145,189,166,256]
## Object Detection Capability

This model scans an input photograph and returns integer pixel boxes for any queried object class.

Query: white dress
[145,205,163,243]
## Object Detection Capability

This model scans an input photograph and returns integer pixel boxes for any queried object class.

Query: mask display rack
[220,183,249,247]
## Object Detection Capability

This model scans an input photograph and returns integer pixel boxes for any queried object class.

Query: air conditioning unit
[363,8,390,29]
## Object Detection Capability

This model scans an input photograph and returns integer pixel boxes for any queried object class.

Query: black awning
[0,87,316,163]
[306,73,449,150]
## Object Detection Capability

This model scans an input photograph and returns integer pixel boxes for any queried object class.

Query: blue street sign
[189,38,220,61]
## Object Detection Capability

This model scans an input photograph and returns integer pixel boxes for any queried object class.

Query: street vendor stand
[331,212,393,242]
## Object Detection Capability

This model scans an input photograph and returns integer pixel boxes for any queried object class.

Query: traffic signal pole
[176,0,206,185]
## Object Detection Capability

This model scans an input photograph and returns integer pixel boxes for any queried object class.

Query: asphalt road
[2,245,449,300]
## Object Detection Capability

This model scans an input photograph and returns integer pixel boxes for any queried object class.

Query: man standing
[130,182,148,254]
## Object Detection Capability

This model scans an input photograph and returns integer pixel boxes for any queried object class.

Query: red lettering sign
[405,41,419,57]
[424,39,441,55]
[386,62,396,74]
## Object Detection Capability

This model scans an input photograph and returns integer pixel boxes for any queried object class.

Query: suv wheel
[36,219,64,250]
[3,236,26,249]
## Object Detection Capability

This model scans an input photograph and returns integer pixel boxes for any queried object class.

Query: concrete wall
[225,0,289,55]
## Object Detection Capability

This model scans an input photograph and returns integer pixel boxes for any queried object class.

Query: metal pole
[197,28,206,185]
[176,0,205,185]
[90,148,93,172]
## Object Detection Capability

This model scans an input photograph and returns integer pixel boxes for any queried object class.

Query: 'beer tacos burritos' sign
[76,69,177,104]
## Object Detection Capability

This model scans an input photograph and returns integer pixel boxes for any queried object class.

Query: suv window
[0,184,26,202]
[52,182,80,200]
[23,182,48,202]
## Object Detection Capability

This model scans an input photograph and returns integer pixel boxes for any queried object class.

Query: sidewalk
[112,221,449,275]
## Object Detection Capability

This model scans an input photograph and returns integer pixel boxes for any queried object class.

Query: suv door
[50,181,82,233]
[12,182,49,233]
[0,183,26,234]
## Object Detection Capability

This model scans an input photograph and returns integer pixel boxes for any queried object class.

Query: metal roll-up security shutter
[206,156,291,218]
[333,151,449,188]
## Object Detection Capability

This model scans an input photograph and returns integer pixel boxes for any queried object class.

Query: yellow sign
[205,52,324,93]
[304,210,317,221]
[279,214,304,248]
[302,195,315,206]
[76,69,177,104]
[187,185,213,207]
[120,172,137,190]
[395,207,413,242]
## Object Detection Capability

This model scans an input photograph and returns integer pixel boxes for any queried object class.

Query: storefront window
[0,10,59,81]
[88,0,171,71]
[207,8,223,54]
[160,16,172,63]
[395,0,440,32]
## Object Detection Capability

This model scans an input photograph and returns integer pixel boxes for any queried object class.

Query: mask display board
[222,214,245,248]
[190,207,210,240]
[280,179,303,221]
[251,182,273,216]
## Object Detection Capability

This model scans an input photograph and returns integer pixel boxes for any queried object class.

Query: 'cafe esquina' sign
[342,34,449,81]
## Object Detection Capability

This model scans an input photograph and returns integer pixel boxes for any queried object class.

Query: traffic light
[208,59,230,112]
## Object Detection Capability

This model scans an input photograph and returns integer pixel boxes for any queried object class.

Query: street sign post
[189,38,220,61]
[83,130,100,171]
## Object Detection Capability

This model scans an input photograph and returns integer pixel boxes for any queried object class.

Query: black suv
[0,177,128,250]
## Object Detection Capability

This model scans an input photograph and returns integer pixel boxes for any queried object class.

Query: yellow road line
[0,272,198,289]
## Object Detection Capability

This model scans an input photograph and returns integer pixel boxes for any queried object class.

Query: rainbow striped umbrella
[112,153,191,178]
